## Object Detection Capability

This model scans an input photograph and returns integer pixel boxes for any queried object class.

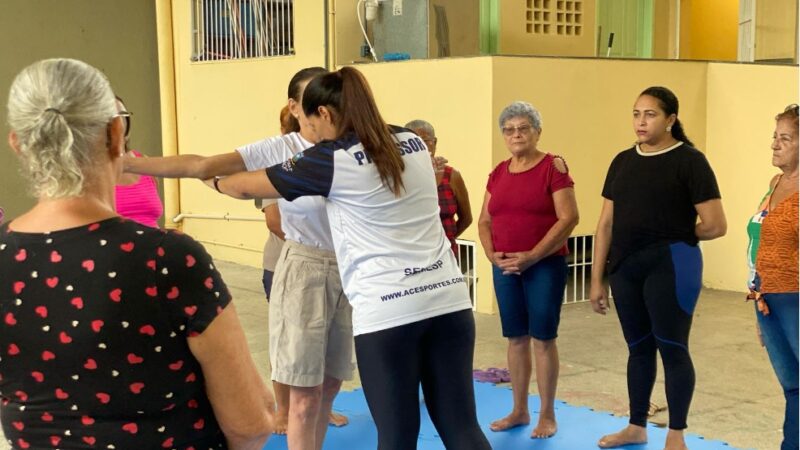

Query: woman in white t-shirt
[210,67,491,450]
[124,67,353,449]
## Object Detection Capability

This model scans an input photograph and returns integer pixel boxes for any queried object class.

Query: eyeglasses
[501,124,533,136]
[111,111,132,137]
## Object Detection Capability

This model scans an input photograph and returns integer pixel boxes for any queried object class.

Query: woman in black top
[589,87,727,450]
[1,58,273,449]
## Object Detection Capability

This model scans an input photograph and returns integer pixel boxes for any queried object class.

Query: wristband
[213,176,222,193]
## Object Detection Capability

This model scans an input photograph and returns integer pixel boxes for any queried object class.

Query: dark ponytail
[639,86,694,147]
[303,67,405,196]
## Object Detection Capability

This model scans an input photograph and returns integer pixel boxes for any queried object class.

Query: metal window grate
[563,234,593,304]
[191,0,294,62]
[455,239,478,310]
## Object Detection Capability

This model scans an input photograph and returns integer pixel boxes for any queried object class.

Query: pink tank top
[115,151,163,228]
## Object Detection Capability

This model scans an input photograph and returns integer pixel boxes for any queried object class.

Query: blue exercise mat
[263,381,738,449]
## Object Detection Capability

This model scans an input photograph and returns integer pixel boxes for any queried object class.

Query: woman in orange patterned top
[746,104,798,450]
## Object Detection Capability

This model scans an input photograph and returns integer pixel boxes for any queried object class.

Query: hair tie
[44,107,62,115]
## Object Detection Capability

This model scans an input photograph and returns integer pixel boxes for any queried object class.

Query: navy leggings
[610,242,702,430]
[354,309,491,450]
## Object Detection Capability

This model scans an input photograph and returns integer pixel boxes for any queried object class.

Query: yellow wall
[653,0,679,59]
[498,0,597,56]
[680,0,738,61]
[492,57,708,238]
[165,1,798,312]
[703,62,800,290]
[755,0,799,61]
[168,0,327,267]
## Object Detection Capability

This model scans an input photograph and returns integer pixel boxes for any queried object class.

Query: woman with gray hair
[478,100,579,438]
[1,58,273,449]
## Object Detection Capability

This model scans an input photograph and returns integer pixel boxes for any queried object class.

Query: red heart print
[42,350,56,361]
[13,281,25,294]
[91,320,104,332]
[14,249,27,262]
[122,422,138,434]
[162,403,176,411]
[82,436,96,445]
[81,415,95,425]
[145,286,158,297]
[204,277,214,289]
[109,289,122,302]
[49,436,60,446]
[55,388,69,400]
[50,251,62,263]
[185,372,196,382]
[70,297,84,309]
[59,332,72,344]
[162,437,174,448]
[84,358,97,370]
[127,353,144,364]
[187,399,198,408]
[31,371,44,382]
[5,312,16,326]
[34,306,48,318]
[88,223,100,231]
[157,247,165,257]
[193,418,204,430]
[96,392,111,404]
[129,382,145,394]
[81,260,95,272]
[15,390,28,401]
[186,254,196,267]
[146,259,156,270]
[166,286,180,299]
[17,438,30,449]
[139,325,156,336]
[8,343,20,355]
[42,412,54,422]
[45,277,58,288]
[12,421,24,430]
[120,242,135,252]
[184,306,198,316]
[168,360,183,371]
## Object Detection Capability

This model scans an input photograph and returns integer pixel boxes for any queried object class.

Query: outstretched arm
[205,170,281,200]
[125,152,247,180]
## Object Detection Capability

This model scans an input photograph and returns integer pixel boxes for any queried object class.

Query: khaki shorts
[269,240,354,387]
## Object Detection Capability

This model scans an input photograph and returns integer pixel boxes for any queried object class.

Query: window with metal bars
[191,0,294,62]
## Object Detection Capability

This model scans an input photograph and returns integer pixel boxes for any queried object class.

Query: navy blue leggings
[610,242,702,430]
[354,310,491,450]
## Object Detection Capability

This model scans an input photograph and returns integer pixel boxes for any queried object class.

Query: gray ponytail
[7,58,116,198]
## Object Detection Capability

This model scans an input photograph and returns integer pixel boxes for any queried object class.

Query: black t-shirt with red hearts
[0,217,232,449]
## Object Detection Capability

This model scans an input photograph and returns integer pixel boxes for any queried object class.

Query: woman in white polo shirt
[211,67,491,450]
[124,67,353,450]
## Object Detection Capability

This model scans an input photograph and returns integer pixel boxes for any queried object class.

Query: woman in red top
[405,120,472,254]
[478,101,579,439]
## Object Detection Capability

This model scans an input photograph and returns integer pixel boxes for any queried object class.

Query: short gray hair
[498,101,542,131]
[405,119,435,137]
[7,58,117,198]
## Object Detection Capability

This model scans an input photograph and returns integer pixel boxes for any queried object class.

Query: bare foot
[597,424,647,448]
[490,411,531,432]
[329,412,348,427]
[272,411,288,435]
[664,429,688,450]
[531,415,557,438]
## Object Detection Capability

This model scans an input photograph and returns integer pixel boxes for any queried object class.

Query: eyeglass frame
[500,124,535,136]
[110,111,132,138]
